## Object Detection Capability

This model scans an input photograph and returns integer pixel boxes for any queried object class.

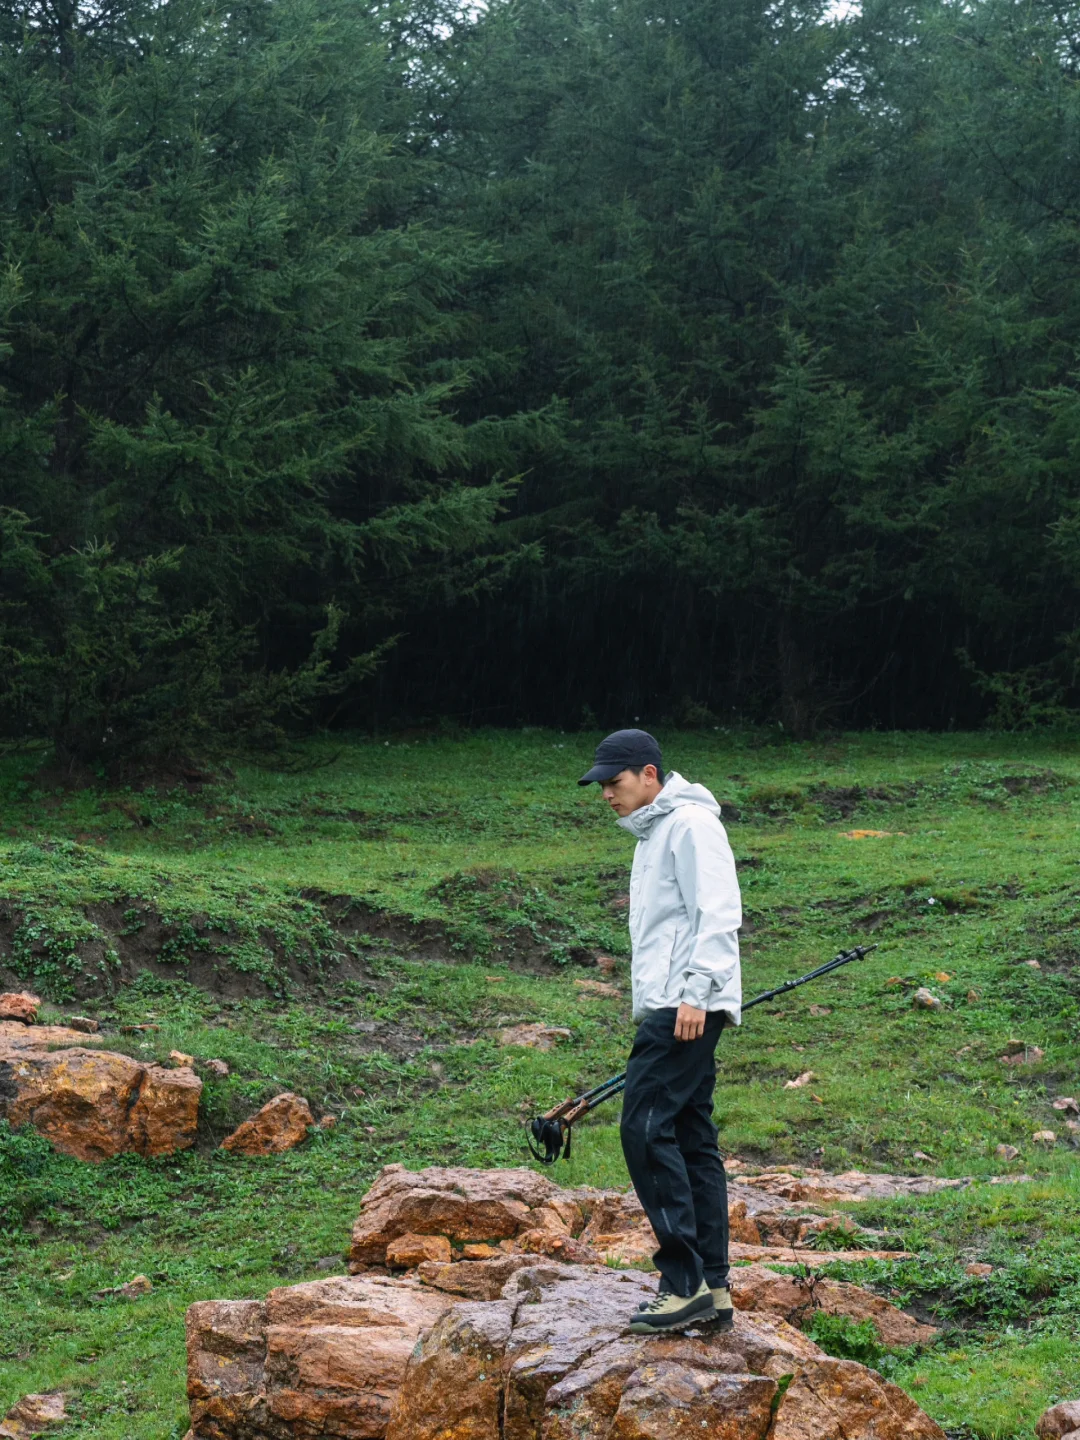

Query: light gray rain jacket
[617,772,742,1025]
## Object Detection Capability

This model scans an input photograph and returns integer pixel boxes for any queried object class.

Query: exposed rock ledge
[185,1165,945,1440]
[185,1264,944,1440]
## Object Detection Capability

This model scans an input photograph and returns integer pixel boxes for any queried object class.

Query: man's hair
[627,763,665,785]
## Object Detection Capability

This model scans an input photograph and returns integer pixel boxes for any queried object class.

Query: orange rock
[498,1024,572,1050]
[204,1058,230,1077]
[732,1264,938,1349]
[221,1093,314,1155]
[118,1274,153,1299]
[317,1114,337,1130]
[388,1301,514,1440]
[386,1234,452,1268]
[417,1254,536,1301]
[727,1200,762,1246]
[770,1356,946,1439]
[170,1050,195,1067]
[187,1274,457,1440]
[965,1263,993,1277]
[576,1191,656,1266]
[0,1390,67,1439]
[0,1024,200,1162]
[185,1297,269,1437]
[462,1244,499,1260]
[348,1164,560,1267]
[185,1257,946,1440]
[573,978,621,999]
[0,992,41,1024]
[512,1230,599,1263]
[999,1044,1044,1066]
[607,1362,776,1440]
[738,1167,969,1203]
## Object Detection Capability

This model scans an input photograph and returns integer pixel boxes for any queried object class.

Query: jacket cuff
[679,974,713,1010]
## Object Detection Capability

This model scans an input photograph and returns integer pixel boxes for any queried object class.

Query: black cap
[578,728,663,786]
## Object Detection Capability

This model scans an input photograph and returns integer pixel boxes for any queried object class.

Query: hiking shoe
[628,1280,715,1334]
[707,1285,735,1333]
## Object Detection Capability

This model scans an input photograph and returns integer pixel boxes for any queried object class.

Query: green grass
[1,728,1079,1437]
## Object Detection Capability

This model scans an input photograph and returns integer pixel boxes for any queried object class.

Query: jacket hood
[616,771,722,838]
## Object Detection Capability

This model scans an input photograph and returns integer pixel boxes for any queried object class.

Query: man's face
[600,765,661,816]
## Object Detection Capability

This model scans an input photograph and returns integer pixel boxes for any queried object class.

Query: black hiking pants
[619,1006,729,1299]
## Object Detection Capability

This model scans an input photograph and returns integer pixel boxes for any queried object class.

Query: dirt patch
[810,783,921,819]
[313,894,455,964]
[1000,771,1068,795]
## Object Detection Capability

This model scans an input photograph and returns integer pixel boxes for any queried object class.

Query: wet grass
[0,728,1079,1436]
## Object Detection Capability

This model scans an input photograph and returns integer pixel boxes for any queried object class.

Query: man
[579,728,741,1334]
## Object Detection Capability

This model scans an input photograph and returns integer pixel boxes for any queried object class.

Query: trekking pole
[526,943,877,1164]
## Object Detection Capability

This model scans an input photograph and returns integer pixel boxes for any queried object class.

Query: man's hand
[674,1002,707,1042]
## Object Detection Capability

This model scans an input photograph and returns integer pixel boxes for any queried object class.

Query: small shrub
[803,1310,886,1367]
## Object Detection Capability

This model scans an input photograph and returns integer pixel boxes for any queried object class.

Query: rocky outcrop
[220,1093,314,1155]
[768,1357,946,1439]
[184,1261,945,1440]
[736,1168,970,1203]
[730,1265,938,1348]
[0,1020,201,1162]
[348,1165,908,1272]
[348,1165,563,1267]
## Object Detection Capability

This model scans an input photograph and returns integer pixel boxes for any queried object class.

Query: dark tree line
[3,0,1080,761]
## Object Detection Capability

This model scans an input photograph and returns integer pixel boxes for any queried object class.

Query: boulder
[732,1264,938,1348]
[66,1016,99,1034]
[0,1021,201,1162]
[1038,1400,1080,1438]
[0,1392,67,1439]
[204,1058,230,1077]
[221,1092,314,1155]
[186,1274,457,1440]
[0,993,41,1025]
[385,1265,820,1440]
[769,1356,945,1439]
[186,1259,946,1440]
[348,1165,561,1267]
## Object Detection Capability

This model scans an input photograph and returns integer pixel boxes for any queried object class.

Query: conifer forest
[5,0,1080,759]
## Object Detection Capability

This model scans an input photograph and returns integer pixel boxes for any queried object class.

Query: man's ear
[643,763,658,783]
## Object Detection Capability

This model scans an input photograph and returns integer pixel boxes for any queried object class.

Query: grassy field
[1,728,1079,1438]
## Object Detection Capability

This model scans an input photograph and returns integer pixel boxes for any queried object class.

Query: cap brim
[577,763,625,786]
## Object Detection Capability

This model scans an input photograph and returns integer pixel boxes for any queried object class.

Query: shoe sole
[626,1303,717,1335]
[701,1309,734,1333]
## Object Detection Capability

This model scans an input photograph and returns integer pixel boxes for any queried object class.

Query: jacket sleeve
[669,811,742,1011]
